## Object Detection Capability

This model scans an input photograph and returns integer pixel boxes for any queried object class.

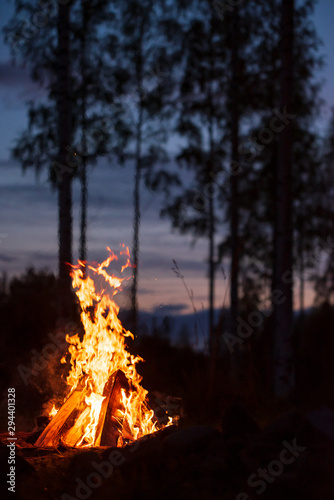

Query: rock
[221,402,260,441]
[260,410,318,448]
[239,441,280,472]
[239,409,334,500]
[303,441,334,499]
[109,432,164,465]
[240,411,313,478]
[225,435,249,455]
[307,406,334,443]
[261,472,308,500]
[163,425,220,455]
[68,449,101,479]
[97,434,167,500]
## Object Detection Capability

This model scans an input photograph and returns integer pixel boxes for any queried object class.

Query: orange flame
[57,246,173,447]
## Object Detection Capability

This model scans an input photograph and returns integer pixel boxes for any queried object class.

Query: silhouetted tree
[161,0,227,356]
[56,1,73,322]
[236,0,324,396]
[4,1,110,320]
[71,0,111,263]
[229,2,241,348]
[4,2,74,321]
[314,109,334,304]
[102,0,178,333]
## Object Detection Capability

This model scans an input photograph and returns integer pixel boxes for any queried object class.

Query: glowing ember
[41,245,174,448]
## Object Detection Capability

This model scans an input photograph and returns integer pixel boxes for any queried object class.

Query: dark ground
[1,404,334,500]
[1,273,334,499]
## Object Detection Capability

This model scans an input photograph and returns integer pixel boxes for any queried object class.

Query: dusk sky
[1,0,334,315]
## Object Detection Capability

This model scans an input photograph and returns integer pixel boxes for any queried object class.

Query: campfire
[35,246,176,448]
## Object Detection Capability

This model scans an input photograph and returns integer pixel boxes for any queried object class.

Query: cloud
[141,251,206,274]
[0,253,16,263]
[28,251,57,263]
[0,157,219,314]
[152,303,188,315]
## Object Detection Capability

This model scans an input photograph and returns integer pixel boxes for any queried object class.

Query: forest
[0,0,334,499]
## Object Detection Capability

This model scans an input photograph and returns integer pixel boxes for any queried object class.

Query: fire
[43,245,173,448]
[42,402,59,419]
[49,404,58,418]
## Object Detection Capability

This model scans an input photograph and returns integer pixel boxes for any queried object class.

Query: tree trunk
[229,6,240,373]
[299,237,305,322]
[131,147,141,334]
[273,0,295,398]
[80,157,87,263]
[79,0,88,266]
[57,2,73,324]
[207,14,217,395]
[131,22,144,335]
[208,117,216,394]
[208,190,215,352]
[230,6,240,337]
[208,97,215,357]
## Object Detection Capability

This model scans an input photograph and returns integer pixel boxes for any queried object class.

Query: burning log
[35,371,134,448]
[35,379,87,448]
[95,370,130,447]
